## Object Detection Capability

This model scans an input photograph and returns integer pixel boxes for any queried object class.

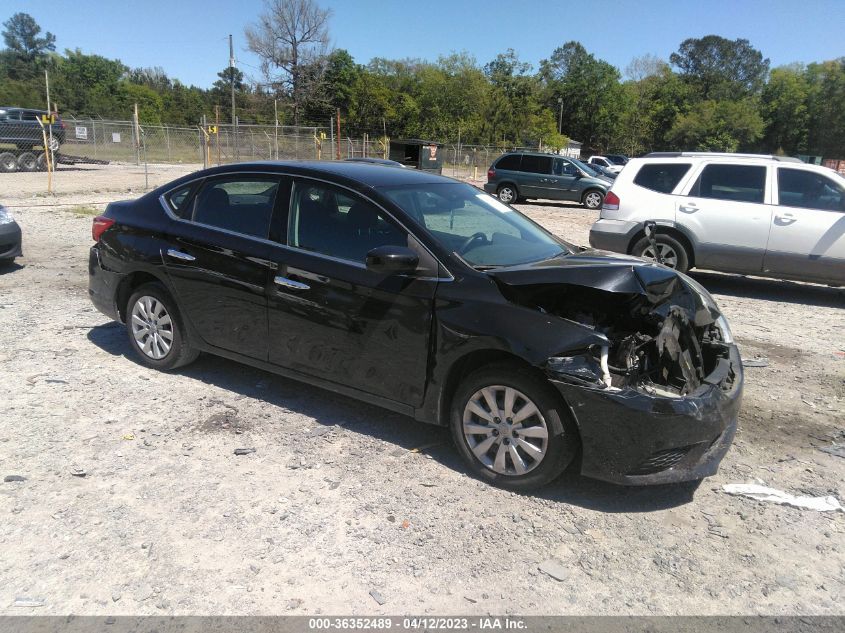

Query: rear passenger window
[166,184,195,218]
[192,176,279,238]
[495,154,521,170]
[691,164,766,204]
[520,155,552,174]
[634,163,691,193]
[778,168,845,211]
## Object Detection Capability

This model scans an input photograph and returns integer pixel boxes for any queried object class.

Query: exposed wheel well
[116,271,168,322]
[496,181,519,193]
[628,226,696,269]
[439,349,571,427]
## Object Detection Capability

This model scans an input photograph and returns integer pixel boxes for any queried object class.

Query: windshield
[380,182,569,267]
[607,155,628,165]
[571,158,600,177]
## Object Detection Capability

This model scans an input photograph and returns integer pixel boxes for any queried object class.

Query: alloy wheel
[498,187,515,203]
[462,385,549,476]
[642,243,679,268]
[130,295,174,360]
[584,192,603,209]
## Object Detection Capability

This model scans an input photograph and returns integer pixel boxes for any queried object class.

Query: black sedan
[88,161,742,489]
[0,204,22,262]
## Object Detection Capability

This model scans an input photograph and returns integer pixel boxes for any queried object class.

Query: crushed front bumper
[0,220,22,260]
[550,345,743,485]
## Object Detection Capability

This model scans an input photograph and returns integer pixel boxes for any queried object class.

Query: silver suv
[589,152,845,285]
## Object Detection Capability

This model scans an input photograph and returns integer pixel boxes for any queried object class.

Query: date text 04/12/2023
[307,617,527,630]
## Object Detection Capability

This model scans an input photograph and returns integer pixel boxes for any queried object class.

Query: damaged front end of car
[490,255,743,485]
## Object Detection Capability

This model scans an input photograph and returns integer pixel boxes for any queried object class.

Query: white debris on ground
[722,484,844,512]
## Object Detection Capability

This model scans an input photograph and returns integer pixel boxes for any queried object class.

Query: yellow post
[37,118,52,194]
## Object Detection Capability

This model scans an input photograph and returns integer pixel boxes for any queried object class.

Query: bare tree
[245,0,332,125]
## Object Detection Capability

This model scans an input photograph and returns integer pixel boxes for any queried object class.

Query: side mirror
[365,245,419,275]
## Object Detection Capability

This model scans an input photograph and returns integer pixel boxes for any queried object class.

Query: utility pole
[229,34,238,159]
[215,105,220,165]
[558,97,563,135]
[44,69,54,162]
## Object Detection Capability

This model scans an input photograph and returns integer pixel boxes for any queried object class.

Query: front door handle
[166,248,196,262]
[679,203,699,213]
[274,275,310,291]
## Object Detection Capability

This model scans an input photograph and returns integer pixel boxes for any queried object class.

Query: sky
[2,0,843,88]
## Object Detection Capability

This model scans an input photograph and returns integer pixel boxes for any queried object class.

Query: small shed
[389,139,444,173]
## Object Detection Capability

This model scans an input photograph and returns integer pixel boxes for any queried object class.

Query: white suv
[589,152,845,285]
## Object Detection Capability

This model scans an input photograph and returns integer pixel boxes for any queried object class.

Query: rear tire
[17,152,38,172]
[126,283,199,371]
[35,152,55,172]
[632,233,690,273]
[0,152,18,173]
[497,184,518,204]
[450,363,578,490]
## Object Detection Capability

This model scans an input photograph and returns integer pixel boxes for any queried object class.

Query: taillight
[487,168,495,181]
[603,191,620,210]
[92,216,115,241]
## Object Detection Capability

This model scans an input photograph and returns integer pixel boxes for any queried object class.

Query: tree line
[1,7,843,158]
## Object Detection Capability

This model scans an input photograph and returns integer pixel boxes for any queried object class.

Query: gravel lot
[1,164,844,616]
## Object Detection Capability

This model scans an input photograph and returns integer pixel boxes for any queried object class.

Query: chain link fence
[1,114,534,191]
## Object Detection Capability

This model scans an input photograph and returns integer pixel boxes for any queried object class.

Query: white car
[589,152,845,285]
[586,156,624,174]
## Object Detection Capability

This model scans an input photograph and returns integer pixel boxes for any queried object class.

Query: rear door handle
[166,248,196,262]
[274,275,310,291]
[679,203,699,213]
[775,212,797,223]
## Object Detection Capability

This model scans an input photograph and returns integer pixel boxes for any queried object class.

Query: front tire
[582,189,604,210]
[632,233,690,273]
[450,363,578,490]
[126,283,199,370]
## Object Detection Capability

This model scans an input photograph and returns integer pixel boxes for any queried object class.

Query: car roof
[0,107,50,114]
[643,152,803,164]
[178,160,457,188]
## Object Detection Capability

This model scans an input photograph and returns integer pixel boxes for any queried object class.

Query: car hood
[487,249,721,326]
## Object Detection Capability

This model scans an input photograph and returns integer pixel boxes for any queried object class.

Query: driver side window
[287,180,408,264]
[554,159,577,177]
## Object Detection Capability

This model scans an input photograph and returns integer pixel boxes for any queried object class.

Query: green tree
[805,58,845,157]
[539,42,624,152]
[1,12,55,79]
[670,35,769,100]
[52,50,128,116]
[667,99,764,151]
[760,65,810,154]
[618,58,690,154]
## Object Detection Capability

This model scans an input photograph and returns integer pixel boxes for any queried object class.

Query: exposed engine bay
[491,261,737,398]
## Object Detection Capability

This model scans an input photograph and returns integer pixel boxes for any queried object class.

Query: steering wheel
[458,231,488,255]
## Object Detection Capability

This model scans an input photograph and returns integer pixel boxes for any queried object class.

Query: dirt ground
[0,164,843,616]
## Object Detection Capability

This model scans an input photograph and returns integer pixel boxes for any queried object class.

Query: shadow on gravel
[691,271,845,309]
[0,261,24,275]
[535,475,700,513]
[514,200,585,210]
[87,321,699,513]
